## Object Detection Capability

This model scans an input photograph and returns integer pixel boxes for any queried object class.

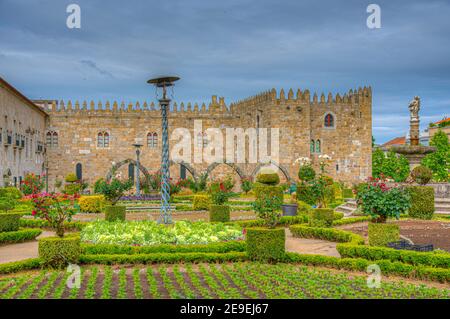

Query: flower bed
[81,221,244,246]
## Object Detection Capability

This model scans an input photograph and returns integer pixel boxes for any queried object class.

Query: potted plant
[247,194,285,261]
[355,177,410,246]
[281,192,298,216]
[95,169,133,222]
[27,192,81,268]
[208,179,232,222]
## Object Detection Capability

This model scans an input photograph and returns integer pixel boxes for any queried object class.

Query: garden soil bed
[337,220,450,252]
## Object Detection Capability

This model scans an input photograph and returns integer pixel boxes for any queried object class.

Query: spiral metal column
[158,98,172,224]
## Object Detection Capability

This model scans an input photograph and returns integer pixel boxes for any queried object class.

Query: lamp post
[132,143,143,196]
[147,76,180,224]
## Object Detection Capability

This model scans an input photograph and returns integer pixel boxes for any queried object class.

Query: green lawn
[0,263,448,299]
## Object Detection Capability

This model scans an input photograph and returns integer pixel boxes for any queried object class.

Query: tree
[421,130,450,182]
[372,149,409,182]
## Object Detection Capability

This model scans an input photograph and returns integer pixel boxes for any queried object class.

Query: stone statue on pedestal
[408,96,420,121]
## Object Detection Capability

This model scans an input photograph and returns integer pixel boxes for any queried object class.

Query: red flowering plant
[20,173,45,195]
[27,192,80,237]
[355,176,410,223]
[208,180,233,205]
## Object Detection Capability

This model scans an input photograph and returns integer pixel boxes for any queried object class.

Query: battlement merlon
[32,86,371,115]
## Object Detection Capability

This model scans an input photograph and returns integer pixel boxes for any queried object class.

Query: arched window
[128,163,135,182]
[97,131,109,148]
[197,132,208,148]
[315,139,321,153]
[147,132,158,148]
[46,131,58,148]
[324,113,334,128]
[310,140,315,153]
[76,163,82,180]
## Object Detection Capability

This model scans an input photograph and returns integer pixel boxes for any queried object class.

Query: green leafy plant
[421,130,450,182]
[95,179,133,205]
[251,195,283,228]
[241,178,253,194]
[410,165,433,185]
[372,149,410,182]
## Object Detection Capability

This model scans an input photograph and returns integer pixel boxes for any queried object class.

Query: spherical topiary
[410,165,433,185]
[65,173,79,183]
[256,168,280,185]
[298,165,316,182]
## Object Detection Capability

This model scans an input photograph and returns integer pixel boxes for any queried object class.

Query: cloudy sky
[1,0,449,143]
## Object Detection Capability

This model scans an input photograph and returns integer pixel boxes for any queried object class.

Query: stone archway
[169,160,197,179]
[106,159,151,182]
[251,160,293,183]
[205,162,246,181]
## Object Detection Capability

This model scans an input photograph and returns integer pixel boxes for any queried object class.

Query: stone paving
[0,231,55,264]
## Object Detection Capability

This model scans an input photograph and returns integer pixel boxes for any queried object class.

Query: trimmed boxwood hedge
[246,227,285,261]
[256,173,280,185]
[332,216,371,226]
[0,258,42,275]
[38,234,81,269]
[407,186,435,220]
[192,195,211,211]
[104,205,126,222]
[289,225,365,245]
[368,222,399,246]
[0,212,23,232]
[336,244,450,268]
[283,253,450,283]
[253,183,283,202]
[79,252,247,265]
[309,208,334,227]
[81,240,246,255]
[0,228,42,244]
[19,218,86,231]
[227,215,309,228]
[342,188,354,199]
[209,205,231,222]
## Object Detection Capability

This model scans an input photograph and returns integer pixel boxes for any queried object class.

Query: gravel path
[0,231,55,264]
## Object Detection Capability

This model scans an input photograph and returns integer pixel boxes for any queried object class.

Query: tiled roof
[382,136,406,146]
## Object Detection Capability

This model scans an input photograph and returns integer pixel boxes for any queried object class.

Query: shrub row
[19,218,86,231]
[0,228,42,244]
[81,240,246,255]
[0,258,42,275]
[337,244,450,268]
[0,212,23,232]
[289,225,365,245]
[332,216,371,226]
[228,215,309,228]
[79,252,247,265]
[284,253,450,283]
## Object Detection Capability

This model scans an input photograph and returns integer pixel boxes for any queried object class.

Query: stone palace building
[0,76,372,189]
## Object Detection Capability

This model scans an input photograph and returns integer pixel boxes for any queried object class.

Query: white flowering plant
[81,220,244,246]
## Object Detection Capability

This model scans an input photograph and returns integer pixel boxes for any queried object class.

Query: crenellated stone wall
[37,86,372,189]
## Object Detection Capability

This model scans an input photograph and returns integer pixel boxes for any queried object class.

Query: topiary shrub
[407,186,435,220]
[297,200,313,215]
[192,194,211,210]
[0,212,22,232]
[253,183,283,203]
[209,205,231,222]
[342,188,354,199]
[78,195,105,213]
[309,208,334,227]
[246,227,285,261]
[65,173,79,183]
[298,165,315,182]
[368,223,399,246]
[256,170,280,185]
[104,205,126,222]
[410,166,433,185]
[38,234,81,269]
[63,183,81,195]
